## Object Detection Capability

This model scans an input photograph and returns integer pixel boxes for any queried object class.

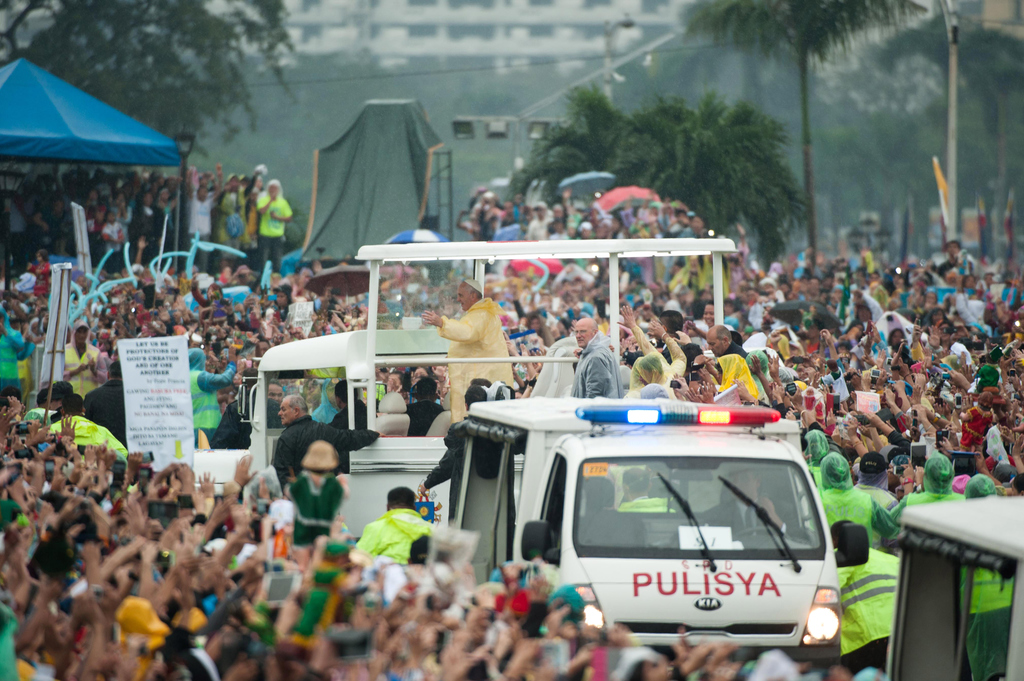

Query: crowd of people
[8,164,295,279]
[0,167,1021,681]
[458,187,714,242]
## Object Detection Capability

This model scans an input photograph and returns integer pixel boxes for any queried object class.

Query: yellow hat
[301,440,339,472]
[116,596,171,647]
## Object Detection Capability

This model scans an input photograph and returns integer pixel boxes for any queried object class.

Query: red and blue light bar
[575,403,781,427]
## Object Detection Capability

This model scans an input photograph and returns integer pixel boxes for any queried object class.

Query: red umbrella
[596,186,660,212]
[508,259,565,276]
[305,265,370,297]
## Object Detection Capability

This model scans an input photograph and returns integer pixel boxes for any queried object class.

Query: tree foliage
[685,0,923,252]
[0,0,291,138]
[513,87,803,259]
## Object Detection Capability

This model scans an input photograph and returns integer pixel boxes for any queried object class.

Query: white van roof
[357,237,737,263]
[468,397,801,439]
[901,497,1024,560]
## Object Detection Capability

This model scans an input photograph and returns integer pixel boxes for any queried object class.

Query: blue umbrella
[558,171,616,195]
[385,229,450,244]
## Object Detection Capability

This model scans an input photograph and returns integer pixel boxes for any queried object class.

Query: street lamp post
[174,131,196,275]
[939,0,959,240]
[603,17,635,103]
[0,168,26,293]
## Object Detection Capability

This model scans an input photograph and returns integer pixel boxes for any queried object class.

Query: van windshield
[573,457,825,561]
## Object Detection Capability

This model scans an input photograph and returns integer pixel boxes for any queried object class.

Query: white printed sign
[119,336,194,470]
[71,202,92,275]
[678,526,742,551]
[854,390,880,414]
[287,301,315,335]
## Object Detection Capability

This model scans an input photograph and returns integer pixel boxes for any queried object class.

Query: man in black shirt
[273,395,378,483]
[406,378,443,437]
[329,379,367,431]
[83,361,126,447]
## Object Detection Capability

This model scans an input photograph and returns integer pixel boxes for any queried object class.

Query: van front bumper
[644,636,840,669]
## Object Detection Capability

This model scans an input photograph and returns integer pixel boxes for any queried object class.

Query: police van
[453,397,869,664]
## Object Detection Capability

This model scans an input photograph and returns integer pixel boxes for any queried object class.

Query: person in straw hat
[289,440,347,551]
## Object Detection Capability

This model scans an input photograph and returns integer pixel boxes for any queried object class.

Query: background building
[285,0,686,65]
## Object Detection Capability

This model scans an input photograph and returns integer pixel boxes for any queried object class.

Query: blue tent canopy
[0,59,180,166]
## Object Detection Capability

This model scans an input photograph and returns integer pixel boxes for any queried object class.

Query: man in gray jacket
[571,318,624,399]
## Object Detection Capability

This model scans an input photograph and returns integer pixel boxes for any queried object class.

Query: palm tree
[686,0,923,255]
[513,88,803,260]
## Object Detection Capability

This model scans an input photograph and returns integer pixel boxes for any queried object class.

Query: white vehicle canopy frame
[343,238,737,430]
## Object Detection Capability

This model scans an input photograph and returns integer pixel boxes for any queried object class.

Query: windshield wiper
[718,476,802,573]
[656,472,717,573]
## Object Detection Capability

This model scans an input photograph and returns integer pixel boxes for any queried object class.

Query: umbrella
[767,300,813,327]
[385,229,450,245]
[808,307,842,331]
[558,171,616,195]
[769,300,841,331]
[508,259,565,277]
[305,265,371,297]
[595,186,660,212]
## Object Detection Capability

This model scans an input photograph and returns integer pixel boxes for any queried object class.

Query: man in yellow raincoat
[423,279,512,422]
[59,392,128,459]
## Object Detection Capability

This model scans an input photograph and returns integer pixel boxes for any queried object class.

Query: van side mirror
[522,520,557,564]
[834,523,869,568]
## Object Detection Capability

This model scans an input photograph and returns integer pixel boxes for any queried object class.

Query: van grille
[617,622,797,637]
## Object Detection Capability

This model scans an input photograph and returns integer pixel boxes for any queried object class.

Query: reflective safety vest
[965,568,1014,681]
[356,508,433,564]
[821,487,872,533]
[190,370,222,432]
[618,497,672,513]
[969,569,1014,614]
[838,548,899,654]
[811,466,823,492]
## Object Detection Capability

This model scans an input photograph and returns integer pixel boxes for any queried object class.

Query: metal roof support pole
[366,259,380,430]
[474,259,486,295]
[609,253,620,359]
[713,252,724,325]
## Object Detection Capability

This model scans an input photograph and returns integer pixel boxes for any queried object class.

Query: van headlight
[575,585,605,629]
[583,604,605,628]
[802,588,840,645]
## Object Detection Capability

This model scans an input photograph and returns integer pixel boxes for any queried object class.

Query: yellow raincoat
[625,324,687,398]
[717,354,758,397]
[437,298,513,422]
[66,414,128,459]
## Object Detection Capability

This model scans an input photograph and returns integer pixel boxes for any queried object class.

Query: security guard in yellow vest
[356,486,433,564]
[188,347,236,447]
[832,521,899,674]
[962,475,1013,681]
[617,467,672,513]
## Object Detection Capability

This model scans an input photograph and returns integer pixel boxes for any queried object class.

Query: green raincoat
[959,471,1013,681]
[820,453,900,545]
[889,455,965,524]
[745,350,770,402]
[805,430,830,492]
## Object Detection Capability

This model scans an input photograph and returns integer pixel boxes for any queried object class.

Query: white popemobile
[451,397,869,665]
[194,238,740,534]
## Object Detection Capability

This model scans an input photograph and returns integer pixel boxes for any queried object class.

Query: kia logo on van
[694,597,722,611]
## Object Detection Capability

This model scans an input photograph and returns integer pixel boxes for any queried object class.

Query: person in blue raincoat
[189,346,236,446]
[0,308,26,392]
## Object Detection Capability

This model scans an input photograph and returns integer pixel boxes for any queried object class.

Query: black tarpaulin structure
[302,100,443,260]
